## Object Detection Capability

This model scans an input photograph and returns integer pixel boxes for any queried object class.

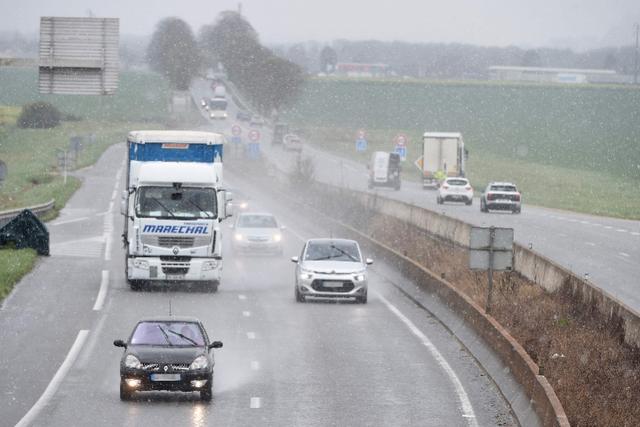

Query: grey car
[291,238,372,304]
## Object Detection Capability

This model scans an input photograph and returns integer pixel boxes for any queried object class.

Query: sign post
[355,129,368,152]
[247,129,261,159]
[231,124,242,156]
[469,226,514,314]
[393,133,408,161]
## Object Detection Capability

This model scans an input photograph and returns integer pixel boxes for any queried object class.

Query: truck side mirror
[225,201,234,218]
[120,191,128,216]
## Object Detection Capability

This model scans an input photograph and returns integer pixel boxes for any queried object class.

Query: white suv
[437,177,473,205]
[480,182,522,214]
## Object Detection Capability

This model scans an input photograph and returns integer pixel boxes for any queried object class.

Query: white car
[250,116,265,127]
[480,182,522,214]
[291,238,372,304]
[231,212,284,255]
[437,177,473,205]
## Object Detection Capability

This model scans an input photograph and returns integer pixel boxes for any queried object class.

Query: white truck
[420,132,466,188]
[121,131,233,291]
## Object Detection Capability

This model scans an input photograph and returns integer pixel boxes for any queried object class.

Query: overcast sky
[2,0,639,49]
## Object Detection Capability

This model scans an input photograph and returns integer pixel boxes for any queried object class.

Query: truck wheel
[129,280,142,291]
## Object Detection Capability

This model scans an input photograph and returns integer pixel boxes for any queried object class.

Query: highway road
[0,143,521,426]
[192,78,640,313]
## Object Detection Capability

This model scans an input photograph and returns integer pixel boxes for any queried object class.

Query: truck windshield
[208,99,227,110]
[136,187,217,219]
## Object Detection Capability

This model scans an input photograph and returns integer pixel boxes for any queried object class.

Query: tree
[319,45,338,73]
[147,17,200,90]
[17,102,61,129]
[521,49,542,67]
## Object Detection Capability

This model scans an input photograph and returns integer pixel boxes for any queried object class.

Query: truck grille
[157,236,195,247]
[160,257,191,275]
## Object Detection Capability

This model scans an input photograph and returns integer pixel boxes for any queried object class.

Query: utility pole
[634,23,639,85]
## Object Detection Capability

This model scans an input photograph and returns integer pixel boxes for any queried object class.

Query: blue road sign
[355,138,368,152]
[246,142,261,159]
[394,145,407,161]
[231,135,242,144]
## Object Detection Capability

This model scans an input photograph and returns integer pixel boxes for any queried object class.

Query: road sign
[413,156,424,171]
[393,133,408,146]
[231,136,242,144]
[357,129,366,140]
[394,145,407,161]
[246,143,261,159]
[231,125,242,137]
[355,138,368,152]
[248,129,260,142]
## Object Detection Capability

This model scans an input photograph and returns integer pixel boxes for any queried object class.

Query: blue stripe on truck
[128,142,223,162]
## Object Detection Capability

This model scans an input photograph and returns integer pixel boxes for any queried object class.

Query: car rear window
[447,179,468,186]
[490,185,517,192]
[238,215,277,228]
[130,321,205,346]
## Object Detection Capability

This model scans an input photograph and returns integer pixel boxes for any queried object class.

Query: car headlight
[190,355,209,370]
[354,274,366,282]
[273,233,282,242]
[124,354,142,369]
[234,233,243,241]
[202,260,219,271]
[299,269,313,280]
[133,259,149,270]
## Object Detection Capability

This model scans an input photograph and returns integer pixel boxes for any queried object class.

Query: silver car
[291,238,372,304]
[231,212,284,255]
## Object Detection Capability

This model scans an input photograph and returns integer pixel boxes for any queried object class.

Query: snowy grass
[0,248,37,302]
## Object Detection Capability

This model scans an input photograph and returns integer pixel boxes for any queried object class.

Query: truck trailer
[421,132,466,188]
[121,131,232,291]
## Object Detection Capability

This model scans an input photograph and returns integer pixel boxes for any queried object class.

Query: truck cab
[122,131,232,291]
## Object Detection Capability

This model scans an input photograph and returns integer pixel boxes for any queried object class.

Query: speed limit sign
[248,129,260,142]
[231,125,242,136]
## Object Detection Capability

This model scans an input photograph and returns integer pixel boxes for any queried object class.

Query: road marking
[585,242,596,247]
[15,330,90,427]
[92,270,109,311]
[616,229,627,233]
[619,252,630,258]
[107,200,114,213]
[104,232,112,261]
[111,189,117,201]
[375,292,478,427]
[250,397,261,409]
[49,216,89,226]
[50,236,104,258]
[238,294,247,300]
[579,221,590,225]
[247,332,256,340]
[242,311,251,317]
[604,226,613,230]
[632,232,640,236]
[251,361,260,370]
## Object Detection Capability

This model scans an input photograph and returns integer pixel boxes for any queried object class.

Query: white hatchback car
[437,177,473,205]
[231,212,284,255]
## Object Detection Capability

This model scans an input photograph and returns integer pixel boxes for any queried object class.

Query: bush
[17,102,61,128]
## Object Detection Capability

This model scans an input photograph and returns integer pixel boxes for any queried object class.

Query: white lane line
[619,252,630,258]
[104,233,112,261]
[111,189,117,201]
[247,332,256,340]
[238,294,247,300]
[93,270,110,311]
[580,221,590,225]
[375,292,478,427]
[251,361,260,370]
[632,232,640,236]
[616,229,627,233]
[50,216,89,226]
[585,242,596,247]
[604,226,613,230]
[107,201,114,213]
[15,330,90,427]
[250,397,261,409]
[242,311,251,317]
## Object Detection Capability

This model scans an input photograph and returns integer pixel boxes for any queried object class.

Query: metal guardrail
[0,199,55,228]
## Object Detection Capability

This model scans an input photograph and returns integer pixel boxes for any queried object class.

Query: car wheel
[120,381,133,401]
[209,281,219,293]
[437,196,443,205]
[480,200,487,212]
[356,293,368,304]
[367,181,373,190]
[295,286,305,303]
[200,381,213,402]
[465,198,472,206]
[513,208,521,214]
[394,182,401,191]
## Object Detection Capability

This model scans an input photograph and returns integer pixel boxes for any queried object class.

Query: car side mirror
[366,258,373,265]
[291,256,299,263]
[209,341,223,349]
[113,339,127,348]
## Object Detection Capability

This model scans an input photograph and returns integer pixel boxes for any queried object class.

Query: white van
[367,151,401,190]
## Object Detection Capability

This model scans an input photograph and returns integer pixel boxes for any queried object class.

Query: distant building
[335,62,391,78]
[488,66,632,85]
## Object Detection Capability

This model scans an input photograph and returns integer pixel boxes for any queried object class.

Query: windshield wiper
[330,244,359,262]
[186,199,213,218]
[167,329,198,346]
[149,197,176,218]
[156,325,173,346]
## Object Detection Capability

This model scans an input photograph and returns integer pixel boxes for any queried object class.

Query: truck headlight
[202,260,219,271]
[234,233,243,241]
[133,259,149,270]
[124,355,142,369]
[190,355,209,370]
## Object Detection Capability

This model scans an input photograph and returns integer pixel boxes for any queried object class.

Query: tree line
[146,12,304,115]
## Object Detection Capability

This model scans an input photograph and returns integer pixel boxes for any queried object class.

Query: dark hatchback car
[114,316,223,401]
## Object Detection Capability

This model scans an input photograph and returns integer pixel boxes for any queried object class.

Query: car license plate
[150,373,181,382]
[166,274,185,280]
[323,281,344,288]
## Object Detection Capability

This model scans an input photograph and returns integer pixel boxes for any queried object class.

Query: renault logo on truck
[172,246,179,255]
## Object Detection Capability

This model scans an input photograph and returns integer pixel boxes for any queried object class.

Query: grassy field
[0,247,37,301]
[283,78,640,219]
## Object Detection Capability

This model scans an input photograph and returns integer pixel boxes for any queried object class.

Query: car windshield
[490,185,517,192]
[237,214,277,228]
[136,186,216,219]
[305,241,361,262]
[130,321,205,346]
[447,179,468,186]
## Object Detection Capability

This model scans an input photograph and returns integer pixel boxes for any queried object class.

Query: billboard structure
[39,17,119,95]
